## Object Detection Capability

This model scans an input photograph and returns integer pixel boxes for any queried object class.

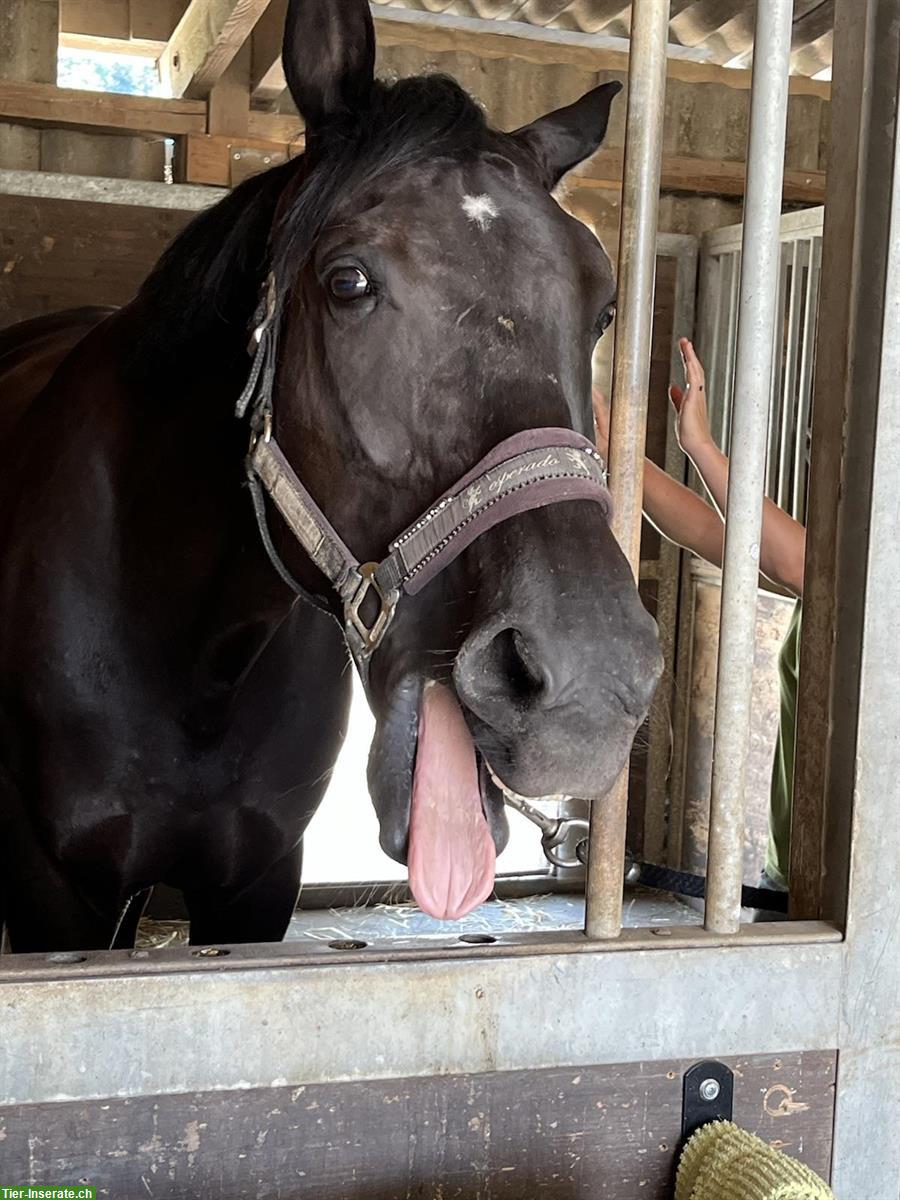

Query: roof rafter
[160,0,274,100]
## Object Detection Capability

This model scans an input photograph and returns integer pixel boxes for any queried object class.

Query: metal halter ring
[541,817,590,870]
[344,562,400,656]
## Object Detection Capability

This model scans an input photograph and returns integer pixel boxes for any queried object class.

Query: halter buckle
[345,563,399,656]
[248,273,278,350]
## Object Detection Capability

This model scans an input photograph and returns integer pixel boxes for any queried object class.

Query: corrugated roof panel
[371,0,834,77]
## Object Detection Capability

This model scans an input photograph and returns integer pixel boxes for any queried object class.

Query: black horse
[0,0,661,953]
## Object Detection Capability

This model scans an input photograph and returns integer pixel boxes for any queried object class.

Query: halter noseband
[237,275,614,685]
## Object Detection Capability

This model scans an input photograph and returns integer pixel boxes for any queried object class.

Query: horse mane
[133,74,491,377]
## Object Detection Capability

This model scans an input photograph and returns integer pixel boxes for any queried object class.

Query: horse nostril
[483,626,548,705]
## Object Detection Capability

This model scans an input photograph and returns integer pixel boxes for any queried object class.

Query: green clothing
[764,600,802,889]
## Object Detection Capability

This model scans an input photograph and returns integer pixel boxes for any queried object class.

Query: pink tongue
[408,682,497,920]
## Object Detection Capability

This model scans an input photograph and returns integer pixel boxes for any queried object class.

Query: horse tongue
[408,682,496,920]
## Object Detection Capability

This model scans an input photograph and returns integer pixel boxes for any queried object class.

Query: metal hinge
[682,1060,735,1141]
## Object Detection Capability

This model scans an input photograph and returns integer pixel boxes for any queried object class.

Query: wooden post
[208,40,250,137]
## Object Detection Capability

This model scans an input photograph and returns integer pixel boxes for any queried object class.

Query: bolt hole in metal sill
[0,916,840,986]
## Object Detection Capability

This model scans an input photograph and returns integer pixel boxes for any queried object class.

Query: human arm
[672,338,806,597]
[593,389,725,567]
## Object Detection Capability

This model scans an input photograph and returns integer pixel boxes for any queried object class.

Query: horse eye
[328,266,371,302]
[597,306,615,336]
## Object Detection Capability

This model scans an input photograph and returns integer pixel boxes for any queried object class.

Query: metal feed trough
[0,1,898,1196]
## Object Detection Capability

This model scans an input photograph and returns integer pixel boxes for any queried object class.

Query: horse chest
[13,601,351,886]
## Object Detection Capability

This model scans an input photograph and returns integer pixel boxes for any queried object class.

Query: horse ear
[513,81,622,188]
[282,0,376,131]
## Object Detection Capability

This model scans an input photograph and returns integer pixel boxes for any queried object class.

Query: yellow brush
[676,1120,835,1200]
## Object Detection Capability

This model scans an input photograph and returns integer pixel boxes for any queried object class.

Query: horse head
[259,0,663,918]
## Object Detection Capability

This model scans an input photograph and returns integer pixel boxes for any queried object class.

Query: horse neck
[109,300,298,645]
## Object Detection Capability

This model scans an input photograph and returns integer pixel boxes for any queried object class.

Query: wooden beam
[179,130,302,186]
[0,80,207,137]
[177,122,826,204]
[207,38,250,135]
[0,76,826,204]
[571,152,827,205]
[59,0,190,43]
[160,0,275,100]
[250,6,831,103]
[132,0,192,43]
[58,31,166,58]
[0,166,222,210]
[59,0,130,41]
[250,0,286,99]
[246,109,301,142]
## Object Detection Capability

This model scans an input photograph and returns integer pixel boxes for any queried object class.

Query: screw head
[699,1078,721,1102]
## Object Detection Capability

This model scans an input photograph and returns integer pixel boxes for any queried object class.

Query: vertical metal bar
[703,0,793,935]
[711,253,729,449]
[777,238,806,510]
[792,236,822,521]
[721,250,741,454]
[765,244,788,502]
[699,249,725,448]
[665,546,697,869]
[644,236,699,864]
[585,0,669,941]
[668,236,715,869]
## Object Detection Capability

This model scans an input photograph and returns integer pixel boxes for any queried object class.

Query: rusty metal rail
[584,0,670,941]
[704,0,794,934]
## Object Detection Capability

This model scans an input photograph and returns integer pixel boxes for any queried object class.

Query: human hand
[670,337,713,457]
[592,388,610,459]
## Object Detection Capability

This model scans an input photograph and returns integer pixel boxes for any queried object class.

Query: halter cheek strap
[237,276,614,685]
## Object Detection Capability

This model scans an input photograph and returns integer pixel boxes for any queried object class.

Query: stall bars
[588,0,795,937]
[699,208,824,524]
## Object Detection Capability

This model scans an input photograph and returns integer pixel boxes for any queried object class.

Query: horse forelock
[133,74,497,376]
[270,75,494,312]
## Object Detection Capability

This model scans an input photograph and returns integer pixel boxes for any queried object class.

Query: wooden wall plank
[0,1053,835,1199]
[0,192,195,328]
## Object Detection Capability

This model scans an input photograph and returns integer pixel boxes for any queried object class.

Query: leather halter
[237,275,614,684]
